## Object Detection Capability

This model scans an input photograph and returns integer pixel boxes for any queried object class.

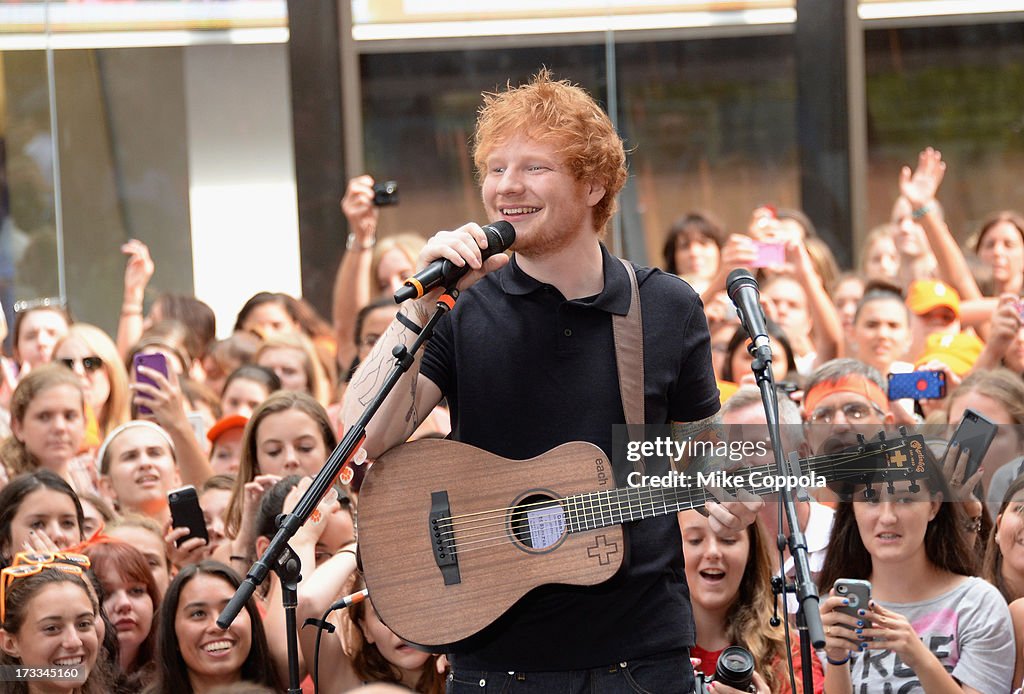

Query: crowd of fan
[0,145,1021,693]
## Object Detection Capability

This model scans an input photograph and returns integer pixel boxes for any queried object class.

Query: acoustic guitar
[357,432,927,648]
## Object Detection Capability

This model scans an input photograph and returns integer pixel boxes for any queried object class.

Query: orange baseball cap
[206,414,248,444]
[906,280,960,318]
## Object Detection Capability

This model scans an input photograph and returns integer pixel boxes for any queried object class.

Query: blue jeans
[447,649,694,694]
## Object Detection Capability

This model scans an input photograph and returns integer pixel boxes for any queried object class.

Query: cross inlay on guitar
[586,534,619,566]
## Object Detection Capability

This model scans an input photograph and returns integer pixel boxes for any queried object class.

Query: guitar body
[358,438,623,649]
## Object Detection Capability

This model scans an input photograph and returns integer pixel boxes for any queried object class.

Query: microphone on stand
[394,221,516,303]
[726,269,772,362]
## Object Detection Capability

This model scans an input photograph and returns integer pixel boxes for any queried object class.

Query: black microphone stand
[747,341,823,694]
[217,288,460,693]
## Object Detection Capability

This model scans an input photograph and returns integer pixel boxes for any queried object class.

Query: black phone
[168,485,209,546]
[372,180,399,206]
[947,408,998,484]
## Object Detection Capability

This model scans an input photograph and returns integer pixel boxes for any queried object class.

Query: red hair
[472,68,627,233]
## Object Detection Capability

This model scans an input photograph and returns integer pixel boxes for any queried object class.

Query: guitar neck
[562,460,811,533]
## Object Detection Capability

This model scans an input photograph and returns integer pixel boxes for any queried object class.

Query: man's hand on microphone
[413,223,511,302]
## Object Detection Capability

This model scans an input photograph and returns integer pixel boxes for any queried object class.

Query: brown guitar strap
[612,258,647,475]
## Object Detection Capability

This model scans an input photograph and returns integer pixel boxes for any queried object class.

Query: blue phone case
[887,371,945,400]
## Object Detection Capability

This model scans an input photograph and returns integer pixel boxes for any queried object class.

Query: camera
[372,180,399,206]
[694,646,755,694]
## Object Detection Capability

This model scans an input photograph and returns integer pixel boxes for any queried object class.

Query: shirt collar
[497,244,632,315]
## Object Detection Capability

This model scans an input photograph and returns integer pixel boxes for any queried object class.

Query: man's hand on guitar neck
[671,415,763,536]
[705,486,763,538]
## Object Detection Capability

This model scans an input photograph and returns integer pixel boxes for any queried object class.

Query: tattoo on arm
[671,415,724,474]
[351,321,416,408]
[671,415,722,444]
[405,372,420,429]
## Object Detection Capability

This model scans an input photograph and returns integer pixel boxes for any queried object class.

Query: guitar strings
[447,455,914,557]
[428,445,915,556]
[434,453,869,544]
[436,448,870,530]
[435,447,899,544]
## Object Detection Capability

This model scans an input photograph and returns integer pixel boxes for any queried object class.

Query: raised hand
[899,147,946,210]
[121,239,155,302]
[341,175,380,244]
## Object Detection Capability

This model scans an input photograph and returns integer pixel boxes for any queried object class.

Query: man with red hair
[344,69,762,693]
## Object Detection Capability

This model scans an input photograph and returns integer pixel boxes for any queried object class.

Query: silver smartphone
[834,578,872,631]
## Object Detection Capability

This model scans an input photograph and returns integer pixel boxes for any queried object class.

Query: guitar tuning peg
[863,485,877,501]
[908,481,921,494]
[899,425,909,437]
[886,481,896,495]
[876,431,887,442]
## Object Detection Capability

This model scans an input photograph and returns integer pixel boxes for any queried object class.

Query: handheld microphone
[726,269,771,355]
[393,221,516,303]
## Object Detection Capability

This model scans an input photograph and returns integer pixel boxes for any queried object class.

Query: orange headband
[803,374,888,416]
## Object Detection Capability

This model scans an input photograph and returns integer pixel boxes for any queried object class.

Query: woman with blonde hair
[0,365,95,494]
[680,509,818,693]
[54,324,130,446]
[254,333,333,407]
[859,223,900,283]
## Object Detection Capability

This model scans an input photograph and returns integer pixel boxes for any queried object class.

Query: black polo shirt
[420,243,720,671]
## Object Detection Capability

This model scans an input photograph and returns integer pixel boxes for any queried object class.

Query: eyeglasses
[1,560,88,623]
[60,356,104,373]
[13,297,66,314]
[963,517,983,534]
[808,401,885,424]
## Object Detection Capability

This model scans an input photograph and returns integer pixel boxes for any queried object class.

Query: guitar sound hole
[509,494,566,551]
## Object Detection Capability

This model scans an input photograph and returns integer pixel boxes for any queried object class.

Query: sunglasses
[1,561,87,623]
[60,356,104,373]
[11,551,91,569]
[13,297,66,314]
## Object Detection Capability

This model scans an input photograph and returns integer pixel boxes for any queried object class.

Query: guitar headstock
[822,429,930,497]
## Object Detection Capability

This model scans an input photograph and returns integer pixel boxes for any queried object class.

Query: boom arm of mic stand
[218,290,458,631]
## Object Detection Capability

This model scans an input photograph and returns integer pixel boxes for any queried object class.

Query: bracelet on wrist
[120,305,143,316]
[911,204,934,220]
[826,652,851,666]
[346,232,376,251]
[395,311,423,335]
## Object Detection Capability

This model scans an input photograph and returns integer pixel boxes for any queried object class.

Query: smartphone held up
[133,351,169,416]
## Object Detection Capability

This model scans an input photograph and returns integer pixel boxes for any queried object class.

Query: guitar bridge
[429,491,461,585]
